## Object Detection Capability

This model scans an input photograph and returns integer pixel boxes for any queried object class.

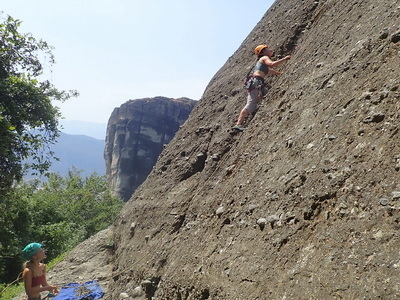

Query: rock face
[107,0,400,298]
[104,97,196,201]
[46,0,400,299]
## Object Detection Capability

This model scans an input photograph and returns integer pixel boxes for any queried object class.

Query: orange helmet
[254,44,269,55]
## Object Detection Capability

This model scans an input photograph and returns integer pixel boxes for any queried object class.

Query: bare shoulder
[23,267,32,277]
[261,55,273,65]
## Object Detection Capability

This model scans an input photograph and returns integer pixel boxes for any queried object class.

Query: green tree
[0,13,80,286]
[0,13,77,190]
[0,180,37,284]
[0,170,123,284]
[30,170,124,255]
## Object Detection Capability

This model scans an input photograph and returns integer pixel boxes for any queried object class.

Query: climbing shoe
[232,124,245,131]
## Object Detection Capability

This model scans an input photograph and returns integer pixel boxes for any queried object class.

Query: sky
[2,0,274,124]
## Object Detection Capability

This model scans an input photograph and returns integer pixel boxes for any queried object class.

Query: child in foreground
[22,243,58,300]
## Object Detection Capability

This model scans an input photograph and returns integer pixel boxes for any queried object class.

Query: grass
[0,280,24,300]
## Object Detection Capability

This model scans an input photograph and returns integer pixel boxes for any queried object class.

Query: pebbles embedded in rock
[379,198,389,206]
[130,222,136,237]
[257,218,267,230]
[132,286,144,297]
[363,112,385,123]
[247,204,258,213]
[257,218,267,225]
[211,153,220,161]
[326,80,335,88]
[266,215,280,224]
[257,215,281,229]
[379,28,389,39]
[225,164,236,175]
[286,137,294,148]
[141,279,152,287]
[391,30,400,43]
[361,91,373,100]
[216,206,225,216]
[392,191,400,200]
[306,143,314,149]
[119,292,129,298]
[326,135,337,141]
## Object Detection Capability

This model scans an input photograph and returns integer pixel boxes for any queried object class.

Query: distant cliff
[104,97,196,201]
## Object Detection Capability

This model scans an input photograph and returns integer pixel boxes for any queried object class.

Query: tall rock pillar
[104,97,196,201]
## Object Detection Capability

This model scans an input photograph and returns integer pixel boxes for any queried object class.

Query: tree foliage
[0,170,124,285]
[0,14,119,288]
[0,13,77,190]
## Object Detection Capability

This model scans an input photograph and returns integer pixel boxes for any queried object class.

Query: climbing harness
[243,60,257,89]
[246,75,265,92]
[243,61,268,96]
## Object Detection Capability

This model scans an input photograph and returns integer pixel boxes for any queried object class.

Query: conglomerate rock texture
[47,0,399,299]
[104,97,196,201]
[107,0,400,298]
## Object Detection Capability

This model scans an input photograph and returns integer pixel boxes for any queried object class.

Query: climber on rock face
[233,44,291,131]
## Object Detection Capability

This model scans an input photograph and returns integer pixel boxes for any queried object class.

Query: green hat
[23,243,42,260]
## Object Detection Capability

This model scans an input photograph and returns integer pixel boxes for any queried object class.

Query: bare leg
[236,108,249,125]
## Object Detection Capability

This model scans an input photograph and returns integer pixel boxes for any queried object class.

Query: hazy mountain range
[27,121,107,179]
[49,131,106,177]
[59,120,107,140]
